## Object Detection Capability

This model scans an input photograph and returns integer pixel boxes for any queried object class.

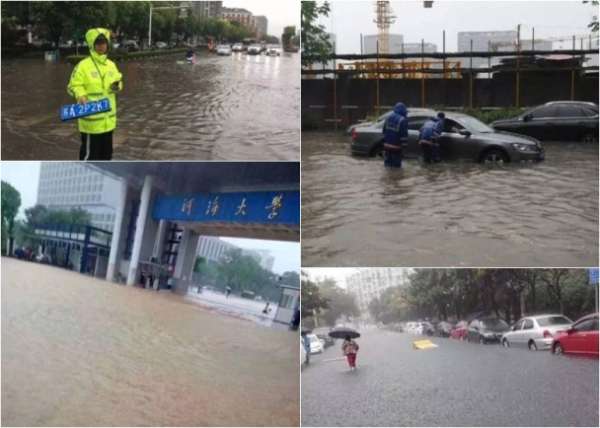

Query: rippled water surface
[1,52,299,160]
[302,132,599,267]
[1,258,299,427]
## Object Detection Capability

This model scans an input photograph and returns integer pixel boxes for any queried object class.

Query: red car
[551,313,598,357]
[450,320,468,340]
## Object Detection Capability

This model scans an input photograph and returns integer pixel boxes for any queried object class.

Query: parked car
[350,110,544,164]
[421,321,435,336]
[247,44,262,55]
[121,40,139,52]
[301,337,307,365]
[232,43,244,52]
[551,313,598,357]
[405,322,423,335]
[306,334,324,354]
[501,314,573,351]
[491,101,599,143]
[450,321,469,340]
[317,334,335,348]
[216,44,232,55]
[466,317,510,344]
[154,41,168,49]
[435,321,454,337]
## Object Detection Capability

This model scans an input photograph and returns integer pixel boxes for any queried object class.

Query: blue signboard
[589,268,599,285]
[152,191,300,226]
[60,98,111,122]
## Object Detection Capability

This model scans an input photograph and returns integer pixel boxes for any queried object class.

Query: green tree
[282,25,297,50]
[301,1,332,66]
[1,181,21,255]
[584,1,599,32]
[300,273,329,328]
[316,278,360,326]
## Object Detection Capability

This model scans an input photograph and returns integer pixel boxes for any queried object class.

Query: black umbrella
[328,326,360,339]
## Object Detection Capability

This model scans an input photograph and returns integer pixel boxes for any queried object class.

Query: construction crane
[374,1,396,54]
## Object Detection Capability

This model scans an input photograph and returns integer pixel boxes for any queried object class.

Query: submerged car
[216,44,232,55]
[350,110,544,164]
[450,321,469,340]
[247,44,262,55]
[435,321,454,337]
[491,101,599,143]
[265,45,282,56]
[466,317,510,344]
[306,334,324,354]
[232,43,244,52]
[501,314,573,351]
[551,313,598,357]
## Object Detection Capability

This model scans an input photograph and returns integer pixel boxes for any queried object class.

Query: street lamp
[148,4,191,49]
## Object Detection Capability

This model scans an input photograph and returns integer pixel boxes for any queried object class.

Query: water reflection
[301,132,599,267]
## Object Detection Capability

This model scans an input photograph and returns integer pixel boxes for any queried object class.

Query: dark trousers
[384,148,403,168]
[79,131,113,160]
[421,141,441,163]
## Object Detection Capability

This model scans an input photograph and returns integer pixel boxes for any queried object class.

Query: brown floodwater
[1,257,299,427]
[301,132,599,267]
[1,52,299,161]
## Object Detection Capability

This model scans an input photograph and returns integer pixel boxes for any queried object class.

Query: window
[512,320,524,331]
[444,119,464,133]
[573,317,598,332]
[407,116,432,131]
[523,319,534,330]
[530,106,557,118]
[556,105,588,118]
[537,316,572,326]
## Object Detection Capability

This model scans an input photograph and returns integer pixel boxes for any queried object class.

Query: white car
[307,334,324,354]
[216,44,232,55]
[155,41,168,49]
[501,314,573,350]
[247,44,262,55]
[265,46,281,56]
[232,43,244,52]
[301,337,307,365]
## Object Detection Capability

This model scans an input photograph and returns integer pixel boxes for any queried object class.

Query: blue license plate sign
[60,98,111,121]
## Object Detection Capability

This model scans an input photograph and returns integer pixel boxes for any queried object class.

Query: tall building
[36,162,122,232]
[363,34,404,54]
[255,15,268,39]
[196,237,275,271]
[192,1,222,18]
[221,7,256,34]
[458,31,517,68]
[346,268,407,317]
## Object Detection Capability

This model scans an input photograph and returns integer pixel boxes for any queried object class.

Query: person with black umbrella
[341,335,360,371]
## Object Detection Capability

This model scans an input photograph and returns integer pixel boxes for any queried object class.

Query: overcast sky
[319,0,596,53]
[1,162,298,275]
[224,0,300,38]
[303,268,360,288]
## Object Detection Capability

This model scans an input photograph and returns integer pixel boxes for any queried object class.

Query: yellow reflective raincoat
[67,28,123,134]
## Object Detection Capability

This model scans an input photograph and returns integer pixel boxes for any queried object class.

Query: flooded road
[301,132,599,267]
[1,51,299,160]
[1,258,299,427]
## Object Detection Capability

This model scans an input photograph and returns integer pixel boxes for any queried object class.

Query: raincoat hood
[393,102,407,117]
[85,28,111,64]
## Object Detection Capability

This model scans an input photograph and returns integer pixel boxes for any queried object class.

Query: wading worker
[67,28,122,160]
[418,112,445,163]
[382,102,408,168]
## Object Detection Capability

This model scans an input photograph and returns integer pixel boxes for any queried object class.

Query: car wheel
[528,340,538,351]
[502,338,510,348]
[480,148,509,164]
[581,132,598,144]
[553,343,563,355]
[370,144,384,158]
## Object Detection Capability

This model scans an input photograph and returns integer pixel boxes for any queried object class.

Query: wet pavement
[1,258,299,427]
[301,132,599,267]
[301,328,599,427]
[1,51,299,161]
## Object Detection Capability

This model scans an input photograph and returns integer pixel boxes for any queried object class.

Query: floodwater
[1,51,299,160]
[301,132,599,267]
[1,258,299,427]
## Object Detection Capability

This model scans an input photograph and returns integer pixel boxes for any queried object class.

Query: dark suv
[491,101,599,143]
[466,318,510,344]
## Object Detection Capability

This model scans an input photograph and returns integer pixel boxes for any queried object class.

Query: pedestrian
[225,286,231,298]
[262,302,271,314]
[342,335,360,371]
[186,48,195,63]
[67,28,123,161]
[418,112,445,163]
[301,332,311,365]
[382,102,409,168]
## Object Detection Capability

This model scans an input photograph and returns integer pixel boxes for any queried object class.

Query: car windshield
[537,316,572,326]
[482,319,508,330]
[455,116,494,133]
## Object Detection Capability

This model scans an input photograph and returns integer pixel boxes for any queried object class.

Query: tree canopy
[300,1,332,66]
[1,181,21,254]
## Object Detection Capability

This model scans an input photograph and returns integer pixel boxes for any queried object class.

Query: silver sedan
[501,314,573,351]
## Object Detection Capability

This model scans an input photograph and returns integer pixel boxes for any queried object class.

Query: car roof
[544,100,598,107]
